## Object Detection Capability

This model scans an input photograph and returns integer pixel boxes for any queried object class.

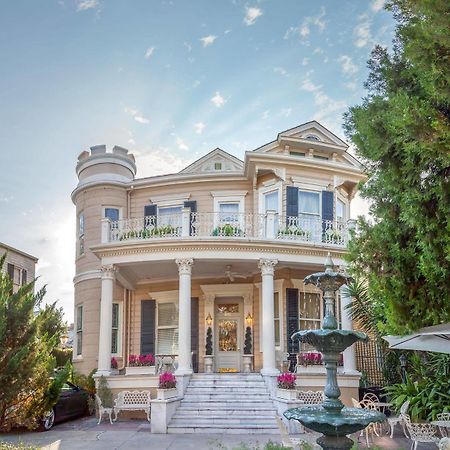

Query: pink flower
[128,354,155,367]
[111,357,118,369]
[159,371,177,389]
[277,372,296,390]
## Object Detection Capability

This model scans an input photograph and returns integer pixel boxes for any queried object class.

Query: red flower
[277,372,296,389]
[128,354,155,367]
[111,357,118,369]
[159,371,177,389]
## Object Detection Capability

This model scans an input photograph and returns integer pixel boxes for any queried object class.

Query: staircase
[168,373,280,434]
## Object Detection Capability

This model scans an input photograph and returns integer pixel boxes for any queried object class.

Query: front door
[215,300,242,372]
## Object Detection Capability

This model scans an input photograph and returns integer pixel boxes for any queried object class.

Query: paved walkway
[0,416,439,449]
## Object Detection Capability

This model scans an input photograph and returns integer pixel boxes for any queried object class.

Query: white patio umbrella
[383,323,450,354]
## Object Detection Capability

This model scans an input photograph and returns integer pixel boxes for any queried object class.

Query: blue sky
[0,0,395,321]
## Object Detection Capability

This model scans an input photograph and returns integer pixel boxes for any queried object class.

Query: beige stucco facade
[71,121,364,404]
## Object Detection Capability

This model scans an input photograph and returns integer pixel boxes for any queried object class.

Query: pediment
[179,148,244,174]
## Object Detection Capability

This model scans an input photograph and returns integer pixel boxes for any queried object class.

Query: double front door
[215,299,243,372]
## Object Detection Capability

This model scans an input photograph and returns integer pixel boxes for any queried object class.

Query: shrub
[97,375,113,408]
[159,372,177,389]
[128,354,154,366]
[277,372,296,390]
[212,224,244,236]
[205,327,213,355]
[244,326,252,355]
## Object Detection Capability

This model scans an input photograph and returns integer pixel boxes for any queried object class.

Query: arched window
[305,134,320,141]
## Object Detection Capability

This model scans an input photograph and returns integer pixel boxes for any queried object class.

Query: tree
[244,326,252,355]
[343,0,450,334]
[205,327,213,355]
[0,255,68,431]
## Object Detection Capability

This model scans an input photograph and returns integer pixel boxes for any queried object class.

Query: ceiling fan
[224,265,249,283]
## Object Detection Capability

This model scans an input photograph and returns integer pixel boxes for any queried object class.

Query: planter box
[203,355,214,374]
[242,354,253,373]
[277,388,298,401]
[125,366,156,376]
[156,388,178,400]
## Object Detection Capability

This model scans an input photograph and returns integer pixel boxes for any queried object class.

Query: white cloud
[284,7,326,41]
[261,110,270,120]
[244,6,263,26]
[194,122,206,134]
[176,137,189,151]
[144,46,155,59]
[344,81,358,90]
[301,78,322,92]
[313,47,323,55]
[124,107,150,124]
[0,194,13,203]
[302,57,309,66]
[281,107,292,117]
[136,148,192,178]
[211,91,226,108]
[200,35,217,47]
[299,24,310,38]
[337,55,359,75]
[76,0,98,11]
[371,0,385,12]
[183,41,192,52]
[274,67,288,76]
[354,20,372,48]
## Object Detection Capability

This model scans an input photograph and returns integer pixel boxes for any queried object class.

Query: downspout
[118,288,128,371]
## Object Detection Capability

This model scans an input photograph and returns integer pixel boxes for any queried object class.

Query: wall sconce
[245,313,253,326]
[206,313,213,326]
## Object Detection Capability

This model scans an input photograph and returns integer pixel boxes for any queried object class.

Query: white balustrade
[105,212,350,247]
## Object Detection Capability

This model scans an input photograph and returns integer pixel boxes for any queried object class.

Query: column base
[94,370,111,378]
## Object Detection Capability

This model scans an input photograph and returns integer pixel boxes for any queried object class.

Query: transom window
[217,303,239,314]
[305,134,320,141]
[157,303,179,354]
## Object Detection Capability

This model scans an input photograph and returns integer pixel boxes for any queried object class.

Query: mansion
[71,121,364,407]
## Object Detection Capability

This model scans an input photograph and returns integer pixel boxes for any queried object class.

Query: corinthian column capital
[258,259,278,276]
[101,265,116,280]
[176,258,194,276]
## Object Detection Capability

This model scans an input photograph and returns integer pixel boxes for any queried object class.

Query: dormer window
[305,134,320,141]
[214,162,222,170]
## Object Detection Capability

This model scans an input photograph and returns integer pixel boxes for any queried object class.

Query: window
[305,134,320,141]
[218,202,239,224]
[336,199,345,222]
[76,305,83,356]
[105,208,119,222]
[214,162,222,170]
[313,154,328,160]
[111,303,119,354]
[21,269,27,286]
[78,213,85,256]
[264,191,279,213]
[299,191,320,216]
[157,303,179,354]
[158,206,182,228]
[299,292,321,351]
[274,292,280,347]
[290,151,305,157]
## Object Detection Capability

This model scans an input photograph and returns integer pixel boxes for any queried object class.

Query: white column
[265,210,276,239]
[97,265,115,375]
[101,218,111,243]
[340,285,358,374]
[258,259,279,376]
[175,258,193,375]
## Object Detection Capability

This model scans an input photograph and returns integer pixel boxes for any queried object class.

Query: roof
[0,242,39,262]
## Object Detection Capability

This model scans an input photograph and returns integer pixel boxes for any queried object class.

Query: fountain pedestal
[284,255,385,450]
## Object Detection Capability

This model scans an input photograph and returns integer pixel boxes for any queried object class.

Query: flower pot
[125,365,156,376]
[277,388,298,400]
[242,354,253,373]
[203,355,214,374]
[156,388,178,400]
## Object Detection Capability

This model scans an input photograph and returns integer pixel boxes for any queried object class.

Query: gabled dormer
[179,148,244,174]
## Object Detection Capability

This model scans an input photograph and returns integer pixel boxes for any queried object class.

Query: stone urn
[242,354,253,373]
[203,355,214,373]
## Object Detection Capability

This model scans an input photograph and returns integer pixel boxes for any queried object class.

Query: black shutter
[286,288,299,356]
[21,269,27,286]
[184,201,197,236]
[191,297,199,373]
[286,186,299,225]
[322,191,334,235]
[7,263,14,280]
[141,300,156,355]
[144,204,157,228]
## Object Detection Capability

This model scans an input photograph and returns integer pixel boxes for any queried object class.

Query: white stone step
[176,407,277,414]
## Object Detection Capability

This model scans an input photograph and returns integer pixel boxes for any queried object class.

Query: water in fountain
[284,254,385,450]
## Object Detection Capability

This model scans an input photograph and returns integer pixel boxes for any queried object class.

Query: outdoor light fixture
[245,313,253,326]
[399,353,408,383]
[206,313,213,326]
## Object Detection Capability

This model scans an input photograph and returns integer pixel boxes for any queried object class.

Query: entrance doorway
[215,298,243,372]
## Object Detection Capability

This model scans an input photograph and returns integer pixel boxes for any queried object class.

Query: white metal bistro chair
[437,413,450,438]
[387,400,410,438]
[362,392,380,404]
[352,398,380,447]
[95,394,113,425]
[404,414,440,450]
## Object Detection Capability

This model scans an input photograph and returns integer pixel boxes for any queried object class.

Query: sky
[0,0,396,322]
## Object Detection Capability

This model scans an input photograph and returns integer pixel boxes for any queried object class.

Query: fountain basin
[292,329,368,353]
[284,405,385,436]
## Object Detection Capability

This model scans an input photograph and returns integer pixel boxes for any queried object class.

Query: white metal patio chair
[437,413,450,438]
[362,392,380,404]
[352,397,380,447]
[95,394,113,425]
[387,400,410,438]
[404,414,440,450]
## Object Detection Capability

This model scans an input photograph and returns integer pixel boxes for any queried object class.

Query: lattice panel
[355,339,386,387]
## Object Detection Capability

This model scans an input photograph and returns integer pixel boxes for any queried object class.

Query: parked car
[40,382,91,430]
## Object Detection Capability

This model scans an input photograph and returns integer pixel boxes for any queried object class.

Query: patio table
[431,420,450,437]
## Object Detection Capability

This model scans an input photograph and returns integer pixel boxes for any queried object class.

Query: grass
[0,444,40,450]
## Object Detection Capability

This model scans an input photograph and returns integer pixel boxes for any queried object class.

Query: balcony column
[97,265,115,376]
[258,258,279,376]
[340,285,358,374]
[101,218,111,243]
[175,258,194,375]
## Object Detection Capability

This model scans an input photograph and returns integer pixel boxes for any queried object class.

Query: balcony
[101,211,355,248]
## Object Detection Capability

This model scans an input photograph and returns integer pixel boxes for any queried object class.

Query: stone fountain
[284,254,385,450]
